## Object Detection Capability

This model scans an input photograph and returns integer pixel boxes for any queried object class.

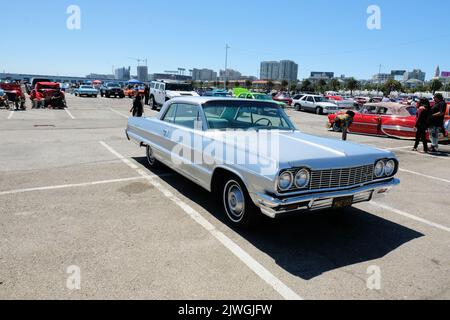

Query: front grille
[310,165,374,190]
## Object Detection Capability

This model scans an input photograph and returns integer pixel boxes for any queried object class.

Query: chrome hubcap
[225,182,245,220]
[147,146,155,165]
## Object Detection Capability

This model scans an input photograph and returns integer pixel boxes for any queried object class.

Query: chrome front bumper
[254,178,400,218]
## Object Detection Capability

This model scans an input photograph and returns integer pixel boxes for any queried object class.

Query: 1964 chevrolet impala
[126,97,400,227]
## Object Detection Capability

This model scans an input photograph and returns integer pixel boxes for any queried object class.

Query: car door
[304,96,315,111]
[157,83,166,105]
[166,103,207,185]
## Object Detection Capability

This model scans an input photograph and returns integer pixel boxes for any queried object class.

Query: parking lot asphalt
[0,95,449,300]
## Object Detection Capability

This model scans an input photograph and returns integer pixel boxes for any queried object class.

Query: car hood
[206,130,393,173]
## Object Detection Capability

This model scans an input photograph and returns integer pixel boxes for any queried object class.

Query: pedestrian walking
[144,84,150,105]
[335,110,355,141]
[130,91,144,117]
[429,93,446,153]
[412,98,431,153]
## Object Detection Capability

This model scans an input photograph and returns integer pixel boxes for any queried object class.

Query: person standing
[429,93,446,153]
[144,84,150,105]
[412,98,431,153]
[130,91,144,117]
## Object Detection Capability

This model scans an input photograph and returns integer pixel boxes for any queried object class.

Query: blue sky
[1,0,449,80]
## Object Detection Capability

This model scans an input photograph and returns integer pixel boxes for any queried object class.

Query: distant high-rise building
[260,61,280,80]
[404,69,426,82]
[192,68,217,81]
[310,72,334,80]
[219,69,242,81]
[278,60,298,82]
[435,66,440,78]
[115,67,131,81]
[137,66,148,82]
[372,73,394,84]
[391,70,406,81]
[260,60,298,81]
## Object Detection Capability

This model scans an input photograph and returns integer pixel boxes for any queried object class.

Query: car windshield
[253,94,272,100]
[107,83,120,88]
[80,86,92,89]
[165,83,193,91]
[40,85,59,90]
[203,100,296,131]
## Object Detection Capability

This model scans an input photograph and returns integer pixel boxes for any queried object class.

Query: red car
[0,82,26,110]
[272,92,292,106]
[327,102,450,141]
[30,82,66,109]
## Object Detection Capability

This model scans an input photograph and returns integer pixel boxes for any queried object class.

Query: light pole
[224,44,230,90]
[376,64,382,95]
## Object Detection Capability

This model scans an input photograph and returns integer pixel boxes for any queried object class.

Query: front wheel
[316,107,323,115]
[294,103,302,111]
[222,177,259,227]
[332,122,342,132]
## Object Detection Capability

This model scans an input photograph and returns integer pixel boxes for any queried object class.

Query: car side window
[160,84,165,91]
[163,104,177,123]
[173,104,201,129]
[307,96,314,102]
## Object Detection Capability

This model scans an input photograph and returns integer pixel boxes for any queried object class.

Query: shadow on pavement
[133,157,424,280]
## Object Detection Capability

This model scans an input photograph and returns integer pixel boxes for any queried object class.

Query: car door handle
[163,129,169,137]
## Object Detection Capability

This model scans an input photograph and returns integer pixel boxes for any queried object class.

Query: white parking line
[65,109,75,119]
[99,141,303,301]
[399,168,450,184]
[7,111,14,119]
[0,176,146,196]
[370,202,450,233]
[99,141,138,169]
[109,108,129,119]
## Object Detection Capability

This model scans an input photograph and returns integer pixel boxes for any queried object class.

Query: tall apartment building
[219,69,242,81]
[115,67,131,81]
[137,66,148,82]
[260,60,298,82]
[404,69,426,82]
[192,68,218,81]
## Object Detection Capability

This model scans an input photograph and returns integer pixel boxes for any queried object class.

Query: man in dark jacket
[130,91,144,117]
[144,84,150,105]
[429,93,446,152]
[413,98,431,153]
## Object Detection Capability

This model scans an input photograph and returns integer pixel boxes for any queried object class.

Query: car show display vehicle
[74,85,98,97]
[30,82,66,109]
[272,92,293,106]
[0,82,26,110]
[327,102,450,142]
[149,80,199,111]
[294,94,342,115]
[237,91,287,108]
[126,97,400,227]
[100,83,125,98]
[125,86,145,98]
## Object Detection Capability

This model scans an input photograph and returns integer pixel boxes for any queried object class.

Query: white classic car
[126,97,400,227]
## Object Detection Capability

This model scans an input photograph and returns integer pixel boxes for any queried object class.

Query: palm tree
[267,80,274,92]
[346,78,358,96]
[316,79,327,93]
[300,80,312,92]
[245,80,252,89]
[330,79,340,91]
[281,80,289,90]
[429,79,443,94]
[382,79,403,96]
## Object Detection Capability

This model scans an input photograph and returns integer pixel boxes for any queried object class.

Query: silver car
[126,97,400,227]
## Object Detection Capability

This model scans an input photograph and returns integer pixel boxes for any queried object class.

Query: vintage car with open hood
[126,97,400,227]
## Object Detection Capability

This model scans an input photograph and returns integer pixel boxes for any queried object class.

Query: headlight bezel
[374,158,398,179]
[295,169,311,189]
[277,171,294,191]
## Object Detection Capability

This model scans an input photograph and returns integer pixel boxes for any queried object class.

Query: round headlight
[385,160,396,176]
[278,172,293,191]
[295,169,310,189]
[374,160,386,178]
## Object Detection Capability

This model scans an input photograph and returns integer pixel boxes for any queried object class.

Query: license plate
[333,196,354,208]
